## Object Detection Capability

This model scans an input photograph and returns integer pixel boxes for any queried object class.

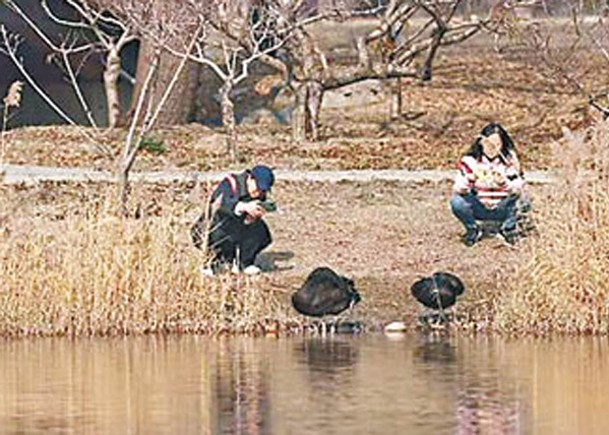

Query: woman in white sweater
[450,123,525,246]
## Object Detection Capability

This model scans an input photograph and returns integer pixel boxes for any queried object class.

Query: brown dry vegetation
[1,43,599,173]
[494,120,609,335]
[0,176,546,336]
[4,145,609,337]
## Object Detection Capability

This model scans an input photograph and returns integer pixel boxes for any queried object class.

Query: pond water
[1,334,608,434]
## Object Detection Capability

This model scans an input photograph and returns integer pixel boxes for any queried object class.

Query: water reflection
[413,334,525,434]
[212,339,270,435]
[0,335,609,434]
[412,333,457,365]
[297,337,358,374]
[456,387,523,435]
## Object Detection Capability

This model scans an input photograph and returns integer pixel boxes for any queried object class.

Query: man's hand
[247,203,265,219]
[235,201,265,219]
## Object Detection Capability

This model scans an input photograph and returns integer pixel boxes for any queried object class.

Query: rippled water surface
[1,334,609,434]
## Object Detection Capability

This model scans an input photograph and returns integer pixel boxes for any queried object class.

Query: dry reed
[1,81,23,172]
[0,184,290,337]
[493,119,609,335]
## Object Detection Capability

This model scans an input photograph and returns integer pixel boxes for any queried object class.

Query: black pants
[191,211,272,269]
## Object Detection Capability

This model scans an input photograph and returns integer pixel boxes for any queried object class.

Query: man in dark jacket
[191,165,275,276]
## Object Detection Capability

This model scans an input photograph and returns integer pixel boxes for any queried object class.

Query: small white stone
[384,321,407,333]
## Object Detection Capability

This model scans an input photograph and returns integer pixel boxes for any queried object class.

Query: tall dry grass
[1,81,23,172]
[0,186,290,336]
[493,119,609,334]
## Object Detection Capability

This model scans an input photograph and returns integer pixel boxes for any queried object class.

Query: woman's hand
[506,177,525,194]
[453,177,473,195]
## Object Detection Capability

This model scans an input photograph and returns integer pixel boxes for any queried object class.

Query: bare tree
[120,0,202,127]
[45,0,138,128]
[484,0,548,53]
[260,0,486,141]
[491,0,609,117]
[1,0,202,213]
[154,0,291,160]
[3,0,137,129]
[107,0,203,212]
[135,0,485,143]
[0,24,111,155]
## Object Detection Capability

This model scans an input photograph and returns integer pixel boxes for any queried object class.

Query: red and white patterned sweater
[453,152,524,208]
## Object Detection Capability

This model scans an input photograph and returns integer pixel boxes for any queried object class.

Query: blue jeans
[450,193,518,231]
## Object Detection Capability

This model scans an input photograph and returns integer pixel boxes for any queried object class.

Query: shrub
[494,119,609,335]
[139,137,166,155]
[0,190,288,336]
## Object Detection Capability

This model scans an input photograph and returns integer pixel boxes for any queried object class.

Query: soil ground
[263,180,547,328]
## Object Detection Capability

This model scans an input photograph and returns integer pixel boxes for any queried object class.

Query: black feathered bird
[410,272,465,312]
[292,267,361,317]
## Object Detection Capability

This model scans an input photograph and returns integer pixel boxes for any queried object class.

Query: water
[1,334,608,434]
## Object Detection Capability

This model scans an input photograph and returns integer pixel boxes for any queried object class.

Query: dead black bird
[410,272,465,321]
[292,267,361,318]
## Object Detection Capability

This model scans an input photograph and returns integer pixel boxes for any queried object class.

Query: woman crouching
[450,123,526,247]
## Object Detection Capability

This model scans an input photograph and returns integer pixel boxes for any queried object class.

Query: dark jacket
[191,171,256,249]
[208,171,253,220]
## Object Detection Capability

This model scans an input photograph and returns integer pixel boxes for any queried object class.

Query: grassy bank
[0,189,294,336]
[0,178,517,337]
[494,120,609,334]
[4,122,609,337]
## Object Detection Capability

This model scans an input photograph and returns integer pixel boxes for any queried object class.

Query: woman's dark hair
[465,122,516,161]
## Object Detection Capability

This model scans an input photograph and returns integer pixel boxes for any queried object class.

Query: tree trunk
[291,25,326,141]
[390,77,402,120]
[220,82,238,162]
[292,81,324,141]
[292,83,308,142]
[118,163,131,217]
[306,81,323,141]
[104,46,122,128]
[130,40,199,126]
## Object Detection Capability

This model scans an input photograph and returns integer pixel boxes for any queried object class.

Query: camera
[256,199,277,212]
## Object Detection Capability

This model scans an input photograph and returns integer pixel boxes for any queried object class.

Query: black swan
[292,267,361,317]
[410,272,465,311]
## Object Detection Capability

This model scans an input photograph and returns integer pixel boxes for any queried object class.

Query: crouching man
[191,164,275,276]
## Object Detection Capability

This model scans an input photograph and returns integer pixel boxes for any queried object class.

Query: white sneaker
[201,266,215,277]
[242,265,262,275]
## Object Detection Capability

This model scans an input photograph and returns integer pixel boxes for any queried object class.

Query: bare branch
[122,49,159,172]
[40,0,90,30]
[5,0,92,54]
[0,25,110,155]
[61,48,98,128]
[126,27,202,169]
